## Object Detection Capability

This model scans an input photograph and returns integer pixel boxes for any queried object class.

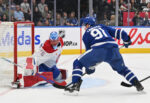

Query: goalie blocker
[12,57,67,88]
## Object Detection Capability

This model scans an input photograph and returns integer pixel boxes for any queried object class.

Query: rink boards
[0,26,150,57]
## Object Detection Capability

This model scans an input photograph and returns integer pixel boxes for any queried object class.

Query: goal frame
[14,22,35,83]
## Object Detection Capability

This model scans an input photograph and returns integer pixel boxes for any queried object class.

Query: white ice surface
[0,54,150,103]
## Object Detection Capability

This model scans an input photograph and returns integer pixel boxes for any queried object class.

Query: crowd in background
[0,0,150,26]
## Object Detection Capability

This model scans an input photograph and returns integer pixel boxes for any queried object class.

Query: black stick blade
[121,82,133,87]
[121,75,150,88]
[52,83,66,89]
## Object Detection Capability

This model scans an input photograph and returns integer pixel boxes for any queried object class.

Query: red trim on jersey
[42,37,63,53]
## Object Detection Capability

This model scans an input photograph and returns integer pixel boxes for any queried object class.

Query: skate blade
[63,90,79,96]
[137,90,146,94]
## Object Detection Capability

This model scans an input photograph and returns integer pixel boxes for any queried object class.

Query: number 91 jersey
[83,24,118,51]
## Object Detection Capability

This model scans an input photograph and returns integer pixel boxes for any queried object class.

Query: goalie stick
[121,75,150,87]
[1,57,23,68]
[0,57,67,89]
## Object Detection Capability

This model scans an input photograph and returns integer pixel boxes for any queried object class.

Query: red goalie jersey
[13,32,67,88]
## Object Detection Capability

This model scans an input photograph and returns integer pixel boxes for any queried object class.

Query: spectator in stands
[2,13,7,21]
[56,13,63,26]
[132,12,143,26]
[109,0,116,15]
[130,0,137,11]
[14,5,24,21]
[120,2,136,12]
[10,0,16,11]
[141,0,150,3]
[45,13,53,26]
[42,5,52,18]
[32,0,37,9]
[108,14,115,26]
[33,6,42,25]
[44,19,50,26]
[62,11,68,25]
[140,0,148,11]
[66,11,78,26]
[2,0,8,4]
[99,13,109,25]
[0,0,6,15]
[20,0,31,21]
[38,0,47,17]
[11,15,15,22]
[37,20,43,26]
[143,2,150,11]
[6,0,16,20]
[142,12,150,26]
[131,0,136,9]
[3,4,9,18]
[131,0,141,10]
[119,0,128,11]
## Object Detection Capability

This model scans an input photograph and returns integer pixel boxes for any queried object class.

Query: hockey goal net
[0,22,34,87]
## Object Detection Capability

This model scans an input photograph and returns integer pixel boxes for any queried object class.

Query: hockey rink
[0,54,150,103]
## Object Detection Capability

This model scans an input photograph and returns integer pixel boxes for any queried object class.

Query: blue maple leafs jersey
[83,24,129,51]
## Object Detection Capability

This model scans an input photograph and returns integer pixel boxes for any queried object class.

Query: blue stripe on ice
[81,77,107,89]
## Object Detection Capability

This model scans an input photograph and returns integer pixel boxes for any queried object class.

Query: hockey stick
[0,57,23,68]
[53,73,87,89]
[0,57,67,89]
[1,57,24,88]
[121,75,150,87]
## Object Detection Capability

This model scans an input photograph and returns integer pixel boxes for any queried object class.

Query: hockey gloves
[86,67,95,75]
[123,36,132,48]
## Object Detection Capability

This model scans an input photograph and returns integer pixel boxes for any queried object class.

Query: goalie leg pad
[20,72,53,88]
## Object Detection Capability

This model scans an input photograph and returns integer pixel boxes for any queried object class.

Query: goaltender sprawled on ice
[14,31,67,88]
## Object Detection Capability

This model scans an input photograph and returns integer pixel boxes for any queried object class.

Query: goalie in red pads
[14,31,67,88]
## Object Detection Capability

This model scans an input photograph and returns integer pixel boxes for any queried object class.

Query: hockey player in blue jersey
[65,17,144,94]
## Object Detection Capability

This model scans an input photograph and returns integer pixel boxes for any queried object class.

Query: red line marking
[0,88,14,96]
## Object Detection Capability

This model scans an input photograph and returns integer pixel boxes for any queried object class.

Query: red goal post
[14,22,35,83]
[0,21,35,86]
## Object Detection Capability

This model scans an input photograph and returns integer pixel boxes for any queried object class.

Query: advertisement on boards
[0,26,150,56]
